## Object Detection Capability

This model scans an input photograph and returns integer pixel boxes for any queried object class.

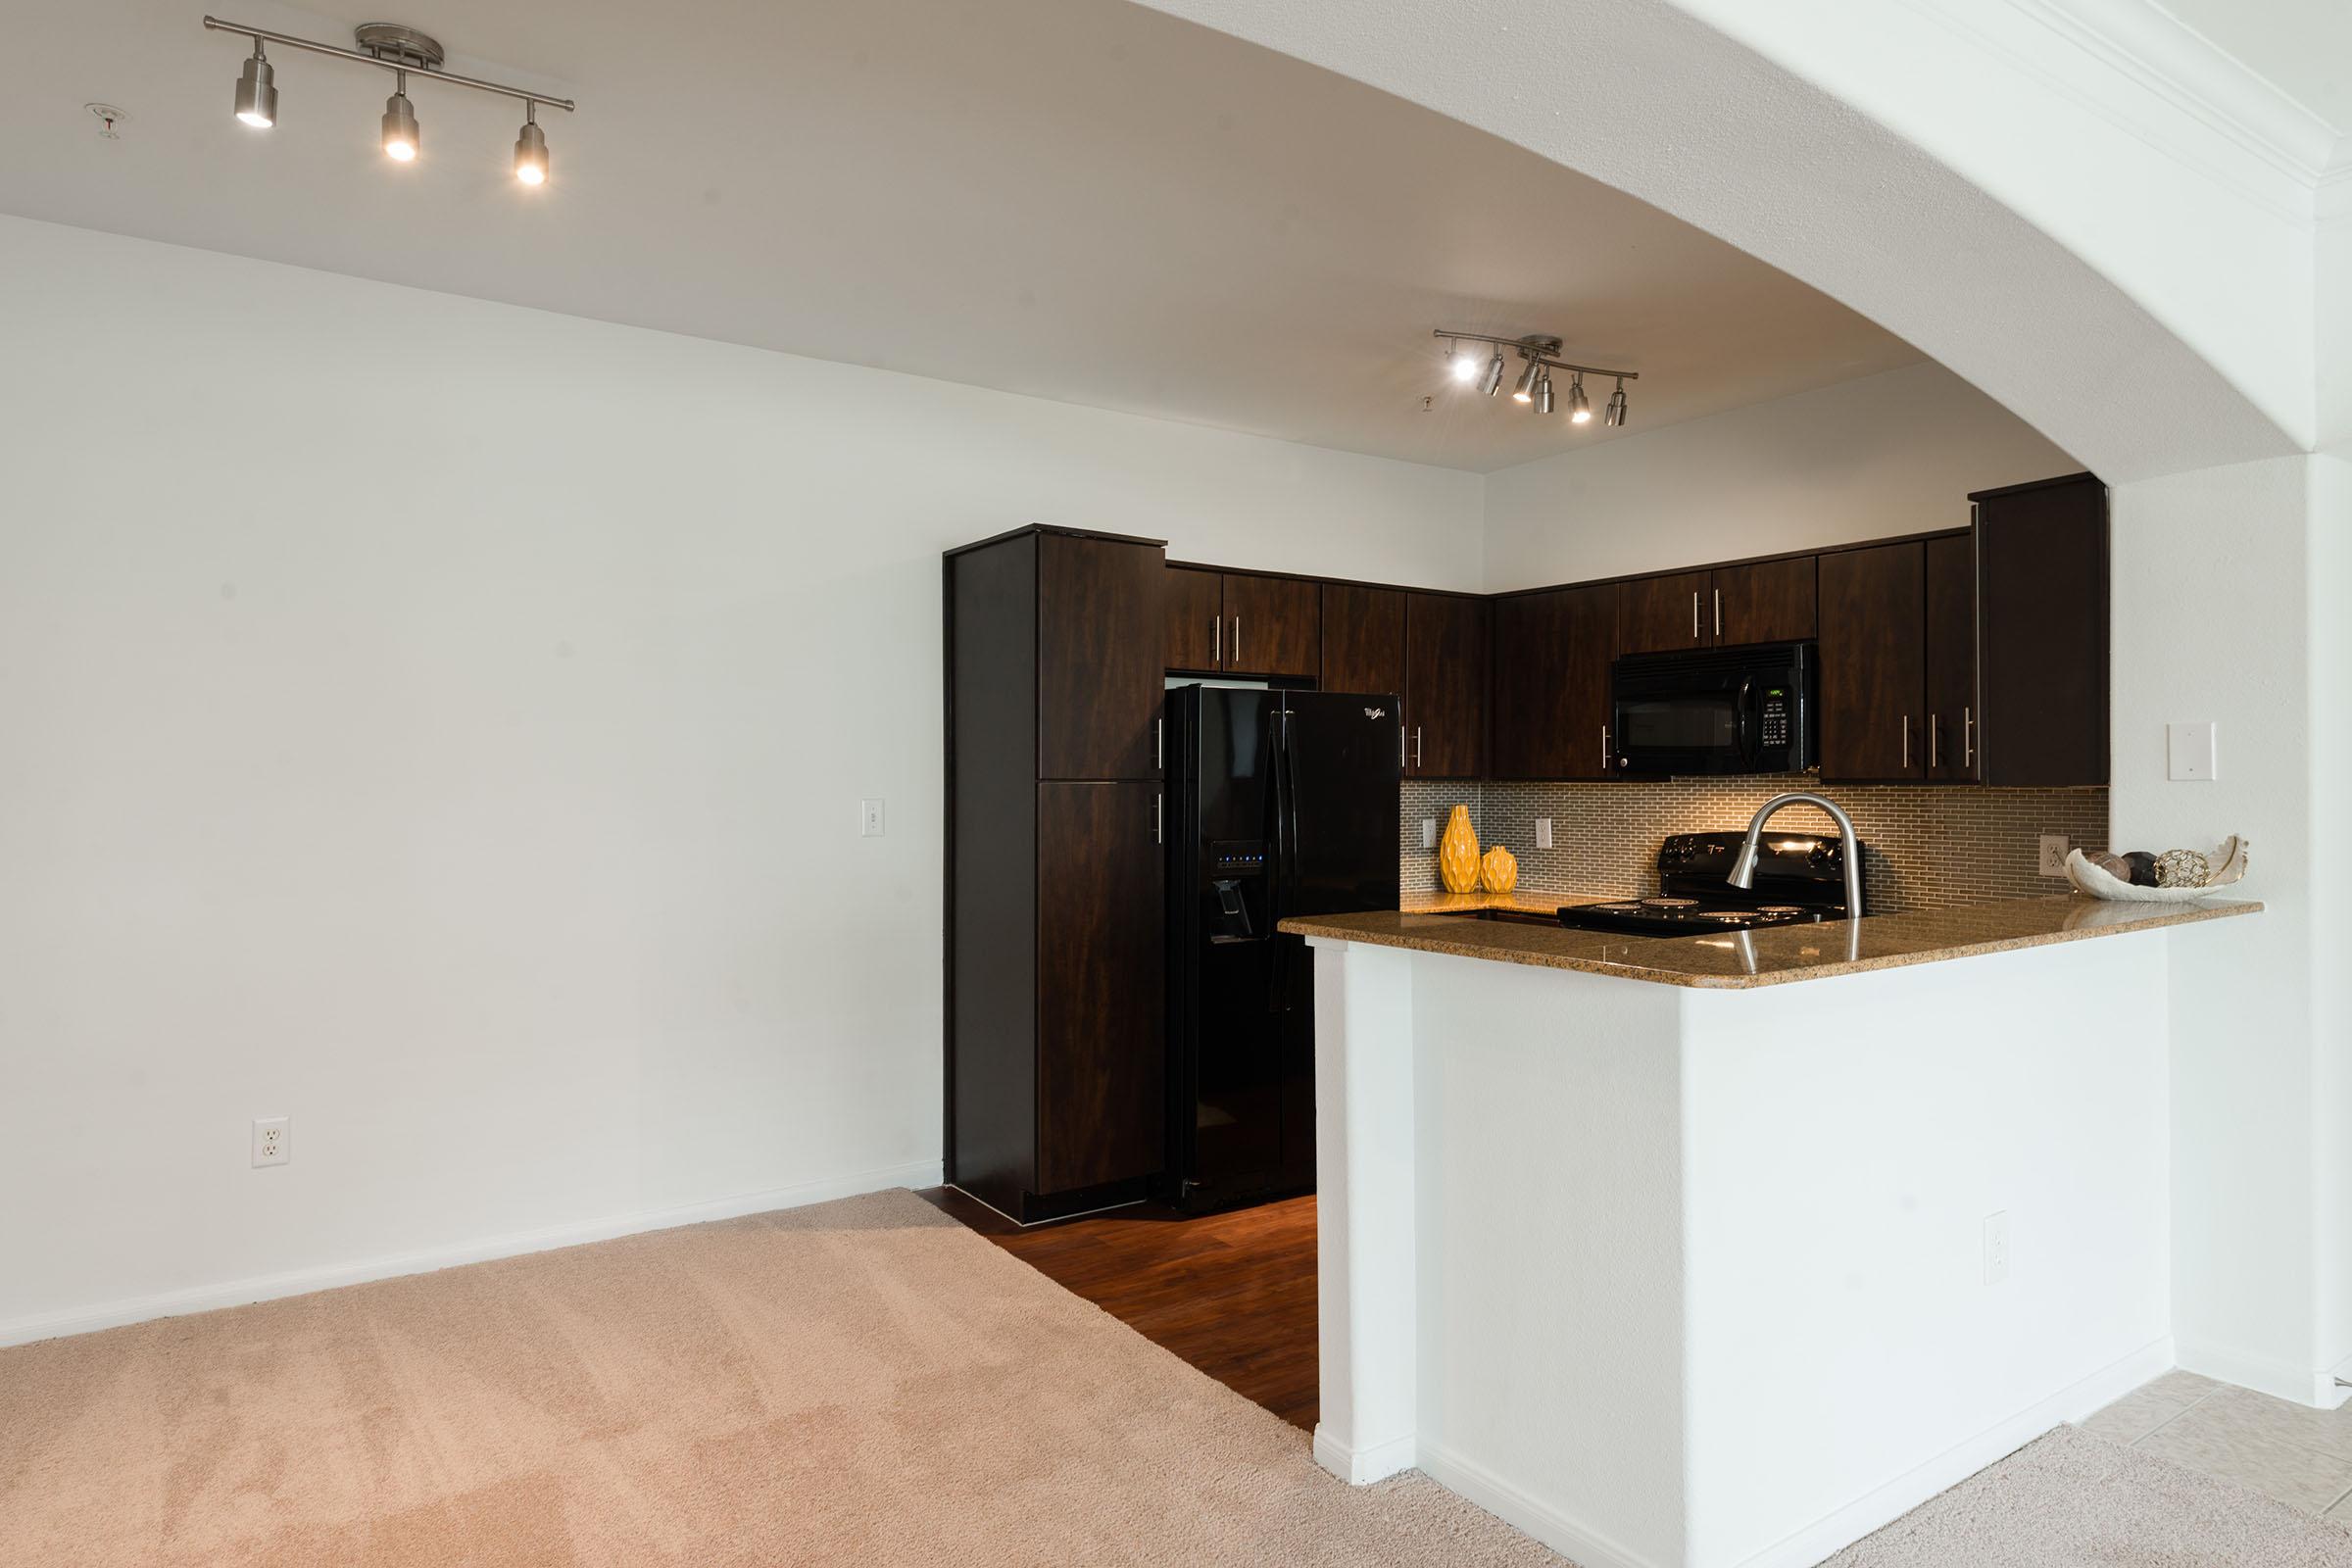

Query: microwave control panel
[1757,687,1793,750]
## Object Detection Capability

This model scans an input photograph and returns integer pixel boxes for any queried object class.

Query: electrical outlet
[2167,721,2216,781]
[1537,817,1554,850]
[859,798,884,837]
[1421,817,1437,850]
[252,1116,290,1167]
[2038,835,2069,877]
[1983,1210,2010,1285]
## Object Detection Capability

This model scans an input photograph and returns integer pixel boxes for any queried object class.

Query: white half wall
[1482,362,2074,589]
[0,214,1482,1339]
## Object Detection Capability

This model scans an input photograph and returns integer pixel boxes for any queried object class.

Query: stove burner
[1642,898,1699,908]
[1697,911,1752,922]
[1757,906,1804,914]
[1585,903,1642,913]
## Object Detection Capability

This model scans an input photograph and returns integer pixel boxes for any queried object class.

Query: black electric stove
[1549,830,1854,937]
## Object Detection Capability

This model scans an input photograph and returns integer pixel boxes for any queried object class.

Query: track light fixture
[1447,340,1481,384]
[233,39,275,127]
[202,16,575,185]
[1432,329,1637,431]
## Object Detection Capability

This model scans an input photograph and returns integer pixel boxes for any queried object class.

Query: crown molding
[2006,0,2346,190]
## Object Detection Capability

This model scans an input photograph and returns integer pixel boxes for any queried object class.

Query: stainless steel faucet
[1727,792,1864,919]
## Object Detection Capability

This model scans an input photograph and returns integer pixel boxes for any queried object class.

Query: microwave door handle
[1733,675,1757,767]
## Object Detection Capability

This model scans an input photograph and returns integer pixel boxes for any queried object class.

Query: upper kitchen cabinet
[1037,532,1167,779]
[1974,473,2108,786]
[1221,573,1320,680]
[1321,583,1406,700]
[1922,533,1978,781]
[1618,569,1710,654]
[1710,556,1817,646]
[1818,540,1926,782]
[1491,584,1615,779]
[1404,592,1487,778]
[1164,565,1224,673]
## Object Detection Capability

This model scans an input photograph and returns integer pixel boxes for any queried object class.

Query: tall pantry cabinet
[944,526,1168,1223]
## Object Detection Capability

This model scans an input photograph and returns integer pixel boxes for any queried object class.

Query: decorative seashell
[2154,848,2210,888]
[1439,805,1482,894]
[1480,844,1518,894]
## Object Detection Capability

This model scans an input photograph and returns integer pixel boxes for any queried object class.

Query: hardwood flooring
[919,1188,1319,1430]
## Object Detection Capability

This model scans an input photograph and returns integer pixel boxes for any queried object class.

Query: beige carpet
[0,1189,1562,1566]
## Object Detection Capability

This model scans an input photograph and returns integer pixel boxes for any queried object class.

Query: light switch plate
[2167,722,2216,781]
[859,799,885,836]
[1421,817,1437,850]
[1536,817,1554,850]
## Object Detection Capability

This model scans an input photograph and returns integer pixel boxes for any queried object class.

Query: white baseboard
[2178,1334,2343,1409]
[1726,1336,2175,1568]
[1415,1441,1666,1568]
[1313,1424,1417,1485]
[1414,1338,2172,1568]
[0,1158,943,1349]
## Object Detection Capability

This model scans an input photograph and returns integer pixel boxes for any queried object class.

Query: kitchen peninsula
[1284,894,2259,1568]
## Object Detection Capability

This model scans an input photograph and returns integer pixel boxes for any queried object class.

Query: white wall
[0,214,1483,1339]
[1482,361,2073,589]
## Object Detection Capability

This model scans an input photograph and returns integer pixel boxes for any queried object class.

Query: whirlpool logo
[1363,707,1387,719]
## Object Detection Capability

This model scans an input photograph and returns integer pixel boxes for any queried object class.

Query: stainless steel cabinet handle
[1155,718,1163,770]
[1901,714,1911,770]
[1691,591,1700,640]
[1929,712,1939,769]
[1713,589,1722,639]
[1234,616,1243,666]
[1601,724,1611,772]
[1413,726,1423,767]
[1400,723,1407,769]
[1213,615,1221,664]
[1964,707,1975,768]
[1153,792,1163,844]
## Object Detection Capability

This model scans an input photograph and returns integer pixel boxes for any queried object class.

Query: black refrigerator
[1164,685,1400,1213]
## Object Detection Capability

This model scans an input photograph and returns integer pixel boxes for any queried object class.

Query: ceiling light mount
[353,23,444,73]
[1431,328,1638,428]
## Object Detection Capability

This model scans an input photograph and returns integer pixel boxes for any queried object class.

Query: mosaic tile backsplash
[1399,776,2110,914]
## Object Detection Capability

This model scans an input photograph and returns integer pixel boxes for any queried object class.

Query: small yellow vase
[1439,805,1482,894]
[1481,844,1518,894]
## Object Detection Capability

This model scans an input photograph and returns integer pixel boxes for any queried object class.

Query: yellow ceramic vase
[1439,805,1482,894]
[1481,844,1518,894]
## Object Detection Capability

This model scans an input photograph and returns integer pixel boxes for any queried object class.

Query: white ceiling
[2150,0,2352,134]
[5,0,1927,471]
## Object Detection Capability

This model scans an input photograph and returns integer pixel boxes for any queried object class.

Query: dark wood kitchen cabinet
[1711,556,1817,646]
[1490,584,1615,779]
[1404,592,1488,778]
[1321,583,1406,699]
[1163,565,1224,672]
[1618,569,1712,654]
[1221,572,1320,679]
[1974,474,2108,786]
[1922,533,1978,781]
[1819,541,1926,781]
[946,525,1167,1224]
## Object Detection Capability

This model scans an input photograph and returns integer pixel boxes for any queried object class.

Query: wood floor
[919,1188,1319,1430]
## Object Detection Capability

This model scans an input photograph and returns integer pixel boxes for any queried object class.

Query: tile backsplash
[1399,776,2109,913]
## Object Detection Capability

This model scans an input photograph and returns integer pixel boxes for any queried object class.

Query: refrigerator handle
[1265,705,1291,1014]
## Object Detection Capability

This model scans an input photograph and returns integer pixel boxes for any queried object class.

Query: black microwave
[1610,643,1816,775]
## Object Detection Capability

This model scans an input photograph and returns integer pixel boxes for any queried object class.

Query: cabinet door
[1490,585,1615,779]
[1321,583,1406,700]
[1040,535,1163,779]
[1618,570,1711,654]
[1035,781,1164,1194]
[1711,557,1816,646]
[1977,476,2108,785]
[1819,542,1925,781]
[1222,574,1320,679]
[1404,592,1488,778]
[1923,533,1978,781]
[1163,565,1224,673]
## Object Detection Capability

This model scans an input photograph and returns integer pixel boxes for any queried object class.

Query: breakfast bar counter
[1292,891,2258,1568]
[1281,892,2260,988]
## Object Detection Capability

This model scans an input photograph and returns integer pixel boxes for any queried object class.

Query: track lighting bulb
[1568,375,1592,424]
[1605,379,1629,427]
[1480,349,1506,397]
[1511,359,1540,404]
[1536,368,1555,416]
[381,77,418,161]
[234,43,276,128]
[514,111,548,185]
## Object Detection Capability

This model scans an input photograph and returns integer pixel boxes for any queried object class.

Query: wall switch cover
[1536,817,1553,850]
[859,799,884,836]
[1421,818,1437,850]
[2038,835,2069,877]
[1984,1210,2011,1285]
[2167,722,2216,781]
[252,1116,290,1167]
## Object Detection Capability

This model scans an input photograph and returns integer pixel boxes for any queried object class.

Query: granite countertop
[1279,894,2261,989]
